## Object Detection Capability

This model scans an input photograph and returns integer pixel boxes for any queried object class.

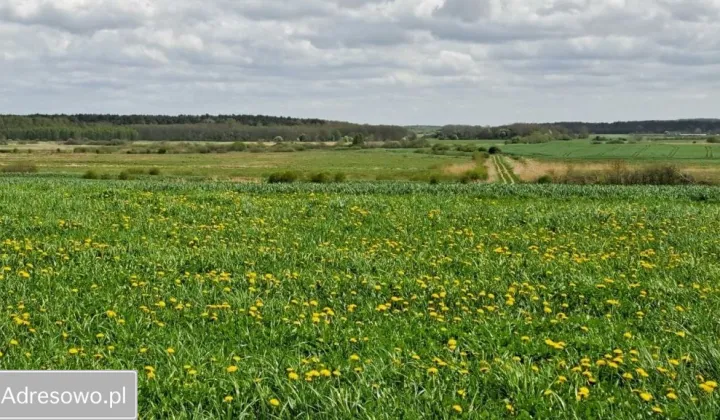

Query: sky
[1,0,720,125]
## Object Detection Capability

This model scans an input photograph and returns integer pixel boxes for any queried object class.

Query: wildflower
[288,372,299,380]
[700,381,717,393]
[640,392,653,402]
[452,405,463,413]
[427,367,439,375]
[226,366,238,373]
[576,387,590,401]
[223,396,233,403]
[544,338,566,350]
[166,347,175,355]
[269,398,280,407]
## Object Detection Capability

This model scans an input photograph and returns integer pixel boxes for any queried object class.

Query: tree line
[430,119,720,140]
[0,115,410,142]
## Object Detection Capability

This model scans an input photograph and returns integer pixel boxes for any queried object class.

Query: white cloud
[1,0,720,124]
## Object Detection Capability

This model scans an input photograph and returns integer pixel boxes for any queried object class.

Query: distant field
[0,148,469,181]
[502,140,719,162]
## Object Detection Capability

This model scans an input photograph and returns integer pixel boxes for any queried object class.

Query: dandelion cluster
[0,179,718,418]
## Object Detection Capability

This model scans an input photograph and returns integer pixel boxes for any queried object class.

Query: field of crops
[1,179,719,418]
[503,141,720,161]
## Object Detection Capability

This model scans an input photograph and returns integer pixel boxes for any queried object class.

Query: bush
[537,175,553,184]
[157,148,167,154]
[488,146,501,155]
[708,137,720,143]
[267,171,299,183]
[2,162,38,173]
[333,172,347,183]
[82,170,99,179]
[309,172,332,183]
[229,142,247,151]
[118,170,133,180]
[429,175,440,185]
[148,168,161,176]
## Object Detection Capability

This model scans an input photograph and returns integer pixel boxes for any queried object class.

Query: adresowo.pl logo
[0,371,137,420]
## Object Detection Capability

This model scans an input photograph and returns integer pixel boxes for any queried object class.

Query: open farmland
[0,148,469,181]
[502,140,720,162]
[0,179,719,418]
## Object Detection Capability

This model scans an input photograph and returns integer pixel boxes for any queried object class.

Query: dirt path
[492,155,516,184]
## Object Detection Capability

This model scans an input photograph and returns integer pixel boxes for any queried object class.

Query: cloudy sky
[1,0,720,125]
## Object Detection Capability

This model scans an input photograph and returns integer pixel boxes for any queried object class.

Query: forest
[0,115,410,142]
[431,119,720,140]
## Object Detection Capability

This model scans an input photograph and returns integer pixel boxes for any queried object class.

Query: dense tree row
[432,124,586,140]
[1,114,328,127]
[0,115,410,142]
[1,126,139,141]
[552,120,720,135]
[431,119,720,140]
[133,124,409,142]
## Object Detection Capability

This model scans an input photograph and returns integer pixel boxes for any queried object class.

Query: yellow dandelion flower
[576,387,590,401]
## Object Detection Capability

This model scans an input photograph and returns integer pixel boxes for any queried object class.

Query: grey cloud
[433,0,492,22]
[2,0,720,125]
[0,0,149,34]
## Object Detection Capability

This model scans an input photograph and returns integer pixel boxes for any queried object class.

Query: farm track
[669,146,679,158]
[493,155,517,184]
[632,145,651,158]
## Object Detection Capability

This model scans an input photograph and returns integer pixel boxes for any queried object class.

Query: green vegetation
[0,115,410,142]
[0,148,468,181]
[502,140,719,161]
[0,179,719,418]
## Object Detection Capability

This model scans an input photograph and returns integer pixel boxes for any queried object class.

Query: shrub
[537,175,553,184]
[267,171,299,183]
[488,146,501,155]
[148,168,161,176]
[428,175,440,185]
[333,172,347,183]
[82,170,99,179]
[708,137,720,143]
[157,148,167,154]
[309,172,332,183]
[229,142,247,151]
[2,162,38,173]
[118,170,133,180]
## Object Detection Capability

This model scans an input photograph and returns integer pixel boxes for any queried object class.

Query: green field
[503,140,720,162]
[1,179,720,418]
[0,149,468,180]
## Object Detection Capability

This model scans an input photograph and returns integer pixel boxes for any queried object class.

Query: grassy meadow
[0,147,470,181]
[0,179,719,418]
[501,140,719,162]
[1,138,720,184]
